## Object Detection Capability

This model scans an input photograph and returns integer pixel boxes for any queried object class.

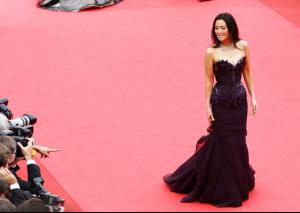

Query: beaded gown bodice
[211,56,247,108]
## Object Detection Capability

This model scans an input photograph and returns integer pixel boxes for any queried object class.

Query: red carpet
[259,0,300,28]
[1,0,300,211]
[17,161,82,212]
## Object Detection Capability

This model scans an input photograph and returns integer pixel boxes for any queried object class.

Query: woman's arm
[240,41,258,115]
[204,47,215,122]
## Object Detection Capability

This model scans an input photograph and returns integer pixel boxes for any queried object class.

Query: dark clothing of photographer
[1,179,25,206]
[9,187,31,207]
[10,162,42,195]
[7,161,42,206]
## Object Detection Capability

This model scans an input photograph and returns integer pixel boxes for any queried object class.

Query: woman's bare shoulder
[205,46,215,56]
[236,40,249,50]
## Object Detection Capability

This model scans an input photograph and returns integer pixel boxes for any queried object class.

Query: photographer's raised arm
[33,145,60,159]
[17,139,60,190]
[17,141,42,190]
[0,168,27,206]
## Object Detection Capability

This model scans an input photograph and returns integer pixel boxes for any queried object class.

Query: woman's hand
[206,106,215,125]
[251,98,258,116]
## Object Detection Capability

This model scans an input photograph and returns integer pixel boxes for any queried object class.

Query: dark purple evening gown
[163,56,255,207]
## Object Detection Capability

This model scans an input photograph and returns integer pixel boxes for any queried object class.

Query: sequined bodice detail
[213,56,246,86]
[211,56,247,108]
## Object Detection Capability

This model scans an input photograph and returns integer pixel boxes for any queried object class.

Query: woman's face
[214,19,230,42]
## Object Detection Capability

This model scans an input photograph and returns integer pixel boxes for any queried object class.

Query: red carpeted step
[259,0,300,27]
[16,160,82,212]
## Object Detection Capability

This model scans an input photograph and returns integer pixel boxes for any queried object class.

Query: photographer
[0,143,28,206]
[0,136,59,195]
[18,198,53,212]
[0,135,41,195]
[0,179,9,198]
[0,198,16,212]
[14,138,43,195]
[0,99,64,211]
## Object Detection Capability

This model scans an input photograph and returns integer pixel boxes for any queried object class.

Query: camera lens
[10,114,37,127]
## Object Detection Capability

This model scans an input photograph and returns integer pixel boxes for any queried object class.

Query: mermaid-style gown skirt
[163,57,255,207]
[38,0,123,12]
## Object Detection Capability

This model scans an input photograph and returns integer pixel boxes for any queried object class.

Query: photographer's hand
[34,145,60,159]
[17,141,34,161]
[0,167,17,185]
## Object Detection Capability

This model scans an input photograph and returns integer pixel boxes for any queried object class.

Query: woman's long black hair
[211,13,241,48]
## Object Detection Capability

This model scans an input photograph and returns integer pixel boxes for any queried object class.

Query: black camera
[34,177,65,212]
[0,98,37,157]
[0,126,35,158]
[0,98,13,120]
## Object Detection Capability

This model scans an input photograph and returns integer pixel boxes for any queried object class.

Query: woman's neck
[220,39,233,47]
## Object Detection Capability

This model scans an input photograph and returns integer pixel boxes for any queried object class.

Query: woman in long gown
[163,13,258,207]
[38,0,123,12]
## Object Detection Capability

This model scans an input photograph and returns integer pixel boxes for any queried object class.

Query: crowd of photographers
[0,99,64,212]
